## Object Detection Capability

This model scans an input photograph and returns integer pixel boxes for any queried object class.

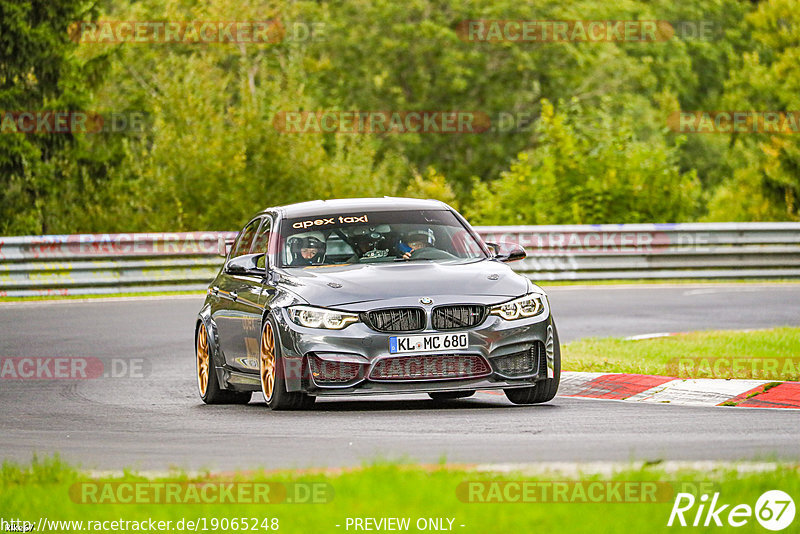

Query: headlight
[490,294,547,321]
[288,305,359,330]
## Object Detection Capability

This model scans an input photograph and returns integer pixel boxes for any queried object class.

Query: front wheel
[504,321,561,405]
[260,317,315,411]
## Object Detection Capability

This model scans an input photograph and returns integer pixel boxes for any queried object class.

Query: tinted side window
[230,219,259,258]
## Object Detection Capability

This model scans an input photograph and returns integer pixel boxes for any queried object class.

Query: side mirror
[485,242,526,263]
[218,236,235,257]
[225,253,266,276]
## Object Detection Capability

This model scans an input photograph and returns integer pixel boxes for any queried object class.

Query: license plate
[389,333,469,354]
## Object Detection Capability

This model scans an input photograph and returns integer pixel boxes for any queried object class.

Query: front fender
[197,302,227,386]
[262,288,308,392]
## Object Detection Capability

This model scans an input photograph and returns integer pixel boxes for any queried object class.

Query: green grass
[2,456,799,534]
[564,327,800,380]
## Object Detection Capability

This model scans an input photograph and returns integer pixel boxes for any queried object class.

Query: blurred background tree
[1,0,796,233]
[704,0,800,221]
[0,0,103,234]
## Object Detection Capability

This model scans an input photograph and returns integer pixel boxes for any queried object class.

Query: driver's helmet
[353,232,382,253]
[405,228,435,249]
[287,232,326,262]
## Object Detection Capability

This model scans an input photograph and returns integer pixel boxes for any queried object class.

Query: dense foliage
[2,0,798,234]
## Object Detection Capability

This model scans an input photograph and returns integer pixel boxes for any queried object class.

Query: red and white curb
[559,372,800,409]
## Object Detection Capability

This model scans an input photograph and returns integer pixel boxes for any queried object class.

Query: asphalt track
[0,284,798,471]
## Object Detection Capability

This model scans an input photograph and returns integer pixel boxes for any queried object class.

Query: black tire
[428,391,475,401]
[504,321,561,405]
[196,322,251,405]
[260,316,316,411]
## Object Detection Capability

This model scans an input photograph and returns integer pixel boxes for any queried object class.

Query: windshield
[278,209,487,267]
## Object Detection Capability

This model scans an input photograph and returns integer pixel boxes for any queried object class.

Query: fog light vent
[493,343,544,377]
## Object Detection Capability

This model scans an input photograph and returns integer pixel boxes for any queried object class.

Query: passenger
[400,229,435,260]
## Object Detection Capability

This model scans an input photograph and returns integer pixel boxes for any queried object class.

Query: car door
[212,218,262,372]
[235,216,275,371]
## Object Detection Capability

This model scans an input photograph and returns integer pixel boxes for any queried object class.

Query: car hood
[276,260,530,308]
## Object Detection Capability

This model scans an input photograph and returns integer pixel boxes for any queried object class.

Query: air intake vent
[307,355,364,385]
[493,342,544,377]
[370,354,491,381]
[432,305,487,330]
[366,308,425,333]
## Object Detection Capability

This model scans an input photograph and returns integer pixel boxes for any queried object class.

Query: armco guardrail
[479,222,800,280]
[1,223,799,297]
[0,232,237,298]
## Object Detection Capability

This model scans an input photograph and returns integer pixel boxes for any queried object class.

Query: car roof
[261,197,450,219]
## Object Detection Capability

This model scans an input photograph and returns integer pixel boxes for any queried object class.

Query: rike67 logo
[668,490,795,530]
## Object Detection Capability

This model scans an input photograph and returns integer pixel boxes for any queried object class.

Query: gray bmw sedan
[196,197,560,410]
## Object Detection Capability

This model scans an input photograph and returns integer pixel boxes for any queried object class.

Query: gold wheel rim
[260,322,276,402]
[196,323,210,396]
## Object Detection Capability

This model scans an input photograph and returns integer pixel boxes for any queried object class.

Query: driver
[352,231,389,259]
[353,233,380,256]
[287,232,326,266]
[400,229,435,260]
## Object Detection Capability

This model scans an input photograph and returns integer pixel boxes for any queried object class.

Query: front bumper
[271,303,555,396]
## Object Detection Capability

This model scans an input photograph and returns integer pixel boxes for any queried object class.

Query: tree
[705,0,800,221]
[467,99,699,224]
[404,166,459,209]
[0,0,104,234]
